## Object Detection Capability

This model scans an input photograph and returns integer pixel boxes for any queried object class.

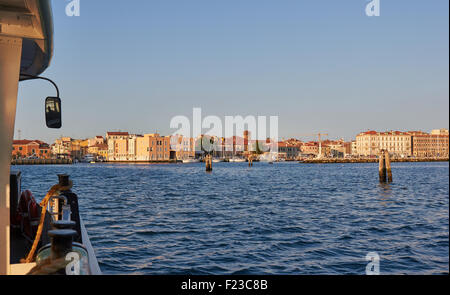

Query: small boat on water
[182,158,200,163]
[230,157,246,163]
[212,158,225,163]
[81,154,96,163]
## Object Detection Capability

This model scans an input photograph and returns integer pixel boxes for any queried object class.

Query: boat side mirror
[45,97,62,129]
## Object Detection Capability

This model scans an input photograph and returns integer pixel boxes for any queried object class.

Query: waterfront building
[51,137,87,160]
[351,141,357,155]
[170,135,195,160]
[52,137,74,159]
[127,134,143,161]
[343,142,352,156]
[301,142,319,156]
[87,143,108,161]
[355,129,449,158]
[72,139,88,160]
[97,145,108,160]
[136,134,170,161]
[88,136,105,147]
[278,141,301,160]
[106,132,130,161]
[113,137,129,161]
[107,132,175,162]
[410,130,449,158]
[12,140,51,159]
[355,131,412,157]
[324,140,344,158]
[431,129,449,136]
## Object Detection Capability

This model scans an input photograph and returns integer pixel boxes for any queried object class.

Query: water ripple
[15,161,449,274]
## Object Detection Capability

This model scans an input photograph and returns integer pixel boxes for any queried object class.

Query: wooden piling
[205,154,212,172]
[379,149,386,183]
[384,150,392,183]
[248,155,253,167]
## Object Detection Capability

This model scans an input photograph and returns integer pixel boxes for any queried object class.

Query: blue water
[14,162,449,274]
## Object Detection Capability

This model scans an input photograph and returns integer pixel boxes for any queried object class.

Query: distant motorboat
[182,158,200,163]
[230,157,246,163]
[81,154,96,163]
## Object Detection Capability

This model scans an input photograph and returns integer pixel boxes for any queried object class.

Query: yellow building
[355,129,449,158]
[356,131,412,157]
[135,134,170,161]
[106,132,130,161]
[87,143,108,161]
[106,132,171,162]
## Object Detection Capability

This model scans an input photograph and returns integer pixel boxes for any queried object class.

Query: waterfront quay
[11,158,73,165]
[300,157,449,164]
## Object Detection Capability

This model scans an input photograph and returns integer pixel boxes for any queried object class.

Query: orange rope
[21,181,73,263]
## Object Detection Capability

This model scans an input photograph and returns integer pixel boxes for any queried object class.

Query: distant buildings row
[355,129,449,158]
[11,128,449,161]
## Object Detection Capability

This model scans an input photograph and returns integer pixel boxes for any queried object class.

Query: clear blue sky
[15,0,449,143]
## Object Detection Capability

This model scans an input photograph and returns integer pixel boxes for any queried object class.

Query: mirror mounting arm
[19,73,60,98]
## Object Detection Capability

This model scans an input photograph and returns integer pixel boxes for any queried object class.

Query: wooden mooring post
[248,155,253,167]
[379,149,393,183]
[384,150,393,183]
[379,149,386,183]
[205,154,212,172]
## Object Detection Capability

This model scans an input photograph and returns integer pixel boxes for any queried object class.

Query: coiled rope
[21,181,73,263]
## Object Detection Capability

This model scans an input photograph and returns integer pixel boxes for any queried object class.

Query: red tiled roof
[13,140,34,145]
[92,143,108,149]
[360,130,412,136]
[13,140,50,148]
[107,132,129,136]
[304,142,318,146]
[361,131,377,135]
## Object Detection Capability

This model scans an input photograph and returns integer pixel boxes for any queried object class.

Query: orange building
[277,141,301,160]
[301,142,319,156]
[409,131,449,158]
[12,140,51,159]
[136,134,170,161]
